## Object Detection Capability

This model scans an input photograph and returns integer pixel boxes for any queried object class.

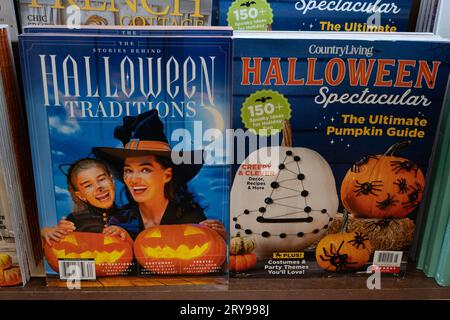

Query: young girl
[41,158,128,246]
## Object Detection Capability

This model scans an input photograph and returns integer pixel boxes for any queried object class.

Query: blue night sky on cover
[20,34,231,229]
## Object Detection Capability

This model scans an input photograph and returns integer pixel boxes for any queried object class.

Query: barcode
[58,259,96,280]
[373,251,403,267]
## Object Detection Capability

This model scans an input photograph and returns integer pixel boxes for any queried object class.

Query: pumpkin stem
[341,210,350,233]
[281,120,293,147]
[384,141,411,156]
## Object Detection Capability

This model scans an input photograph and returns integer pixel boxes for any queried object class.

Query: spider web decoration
[233,149,335,239]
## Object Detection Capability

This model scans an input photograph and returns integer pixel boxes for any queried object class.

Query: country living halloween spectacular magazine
[229,32,450,278]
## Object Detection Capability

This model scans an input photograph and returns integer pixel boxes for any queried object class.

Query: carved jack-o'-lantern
[341,141,425,219]
[44,232,134,277]
[231,145,339,258]
[133,224,226,275]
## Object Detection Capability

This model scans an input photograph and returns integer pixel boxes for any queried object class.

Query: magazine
[19,26,232,287]
[0,0,19,41]
[0,75,26,287]
[18,0,214,28]
[230,31,450,278]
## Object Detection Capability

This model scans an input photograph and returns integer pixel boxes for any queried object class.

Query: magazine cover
[218,0,416,31]
[19,0,213,28]
[1,24,43,283]
[0,77,25,288]
[230,33,450,278]
[19,27,232,287]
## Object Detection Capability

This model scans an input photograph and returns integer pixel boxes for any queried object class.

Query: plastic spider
[351,155,379,173]
[402,183,423,210]
[353,180,383,197]
[376,193,398,210]
[364,218,399,233]
[394,178,409,194]
[347,232,370,249]
[319,241,357,272]
[390,160,420,176]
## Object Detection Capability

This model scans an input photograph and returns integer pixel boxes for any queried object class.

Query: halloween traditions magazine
[19,26,232,287]
[229,32,450,278]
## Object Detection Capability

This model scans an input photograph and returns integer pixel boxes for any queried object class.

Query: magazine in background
[218,0,418,32]
[18,0,214,28]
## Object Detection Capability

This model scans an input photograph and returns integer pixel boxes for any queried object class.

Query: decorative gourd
[133,224,226,275]
[229,254,257,273]
[341,141,425,219]
[326,215,415,251]
[316,211,372,272]
[0,253,12,270]
[0,267,22,287]
[44,232,134,277]
[230,233,256,255]
[231,121,338,258]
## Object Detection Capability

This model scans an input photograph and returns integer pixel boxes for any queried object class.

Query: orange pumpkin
[316,211,372,272]
[341,141,425,219]
[133,224,226,275]
[229,254,257,273]
[0,267,22,287]
[44,232,134,277]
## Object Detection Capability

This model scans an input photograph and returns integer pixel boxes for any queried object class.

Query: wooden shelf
[1,265,449,300]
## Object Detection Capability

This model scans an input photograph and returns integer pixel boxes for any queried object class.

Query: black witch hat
[92,110,203,184]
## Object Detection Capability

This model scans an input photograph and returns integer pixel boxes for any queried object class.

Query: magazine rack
[0,265,449,299]
[0,1,450,300]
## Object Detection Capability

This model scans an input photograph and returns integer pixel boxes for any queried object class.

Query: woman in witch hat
[92,110,225,240]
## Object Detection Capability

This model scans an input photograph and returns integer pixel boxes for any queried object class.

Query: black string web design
[233,149,334,239]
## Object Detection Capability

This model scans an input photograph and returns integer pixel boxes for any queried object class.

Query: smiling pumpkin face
[44,232,133,277]
[133,224,226,275]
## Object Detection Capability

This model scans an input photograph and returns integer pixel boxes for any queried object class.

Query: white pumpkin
[231,146,339,258]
